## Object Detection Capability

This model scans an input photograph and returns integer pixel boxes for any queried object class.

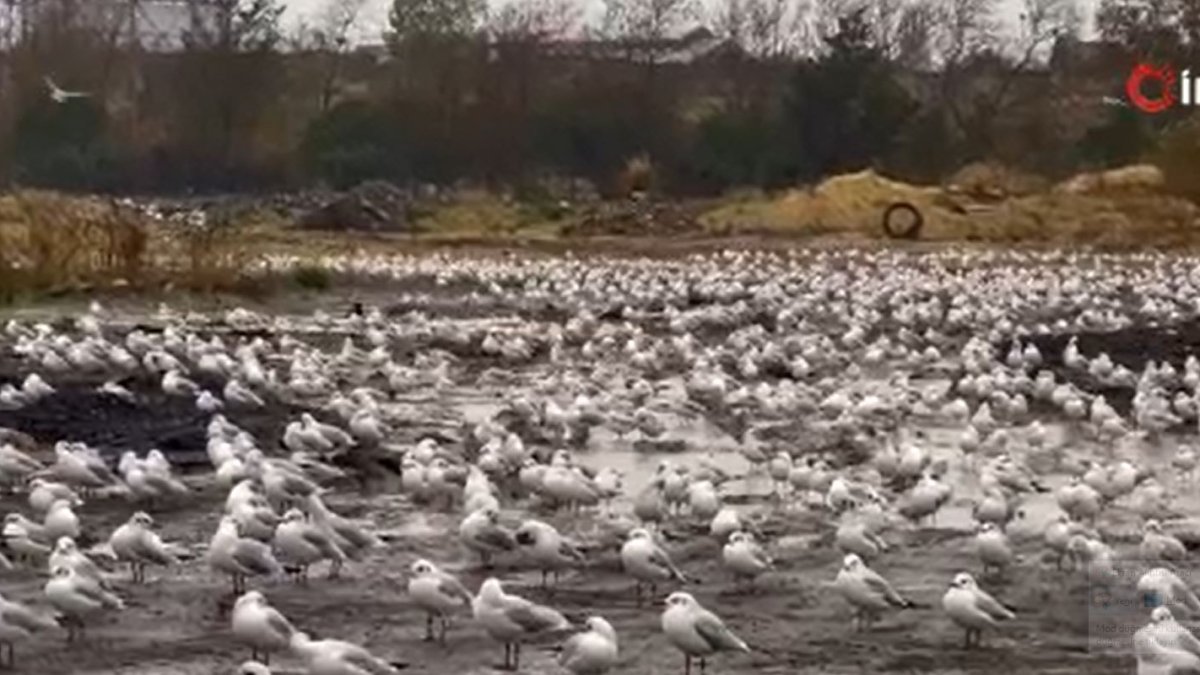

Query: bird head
[950,572,976,590]
[627,528,651,542]
[478,577,504,601]
[841,553,863,571]
[410,559,436,576]
[235,590,265,607]
[1151,606,1174,623]
[131,511,155,528]
[53,537,77,555]
[664,591,696,609]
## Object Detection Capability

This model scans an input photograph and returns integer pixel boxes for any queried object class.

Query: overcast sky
[279,0,1101,42]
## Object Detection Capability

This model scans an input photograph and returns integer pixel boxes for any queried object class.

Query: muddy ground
[0,267,1171,675]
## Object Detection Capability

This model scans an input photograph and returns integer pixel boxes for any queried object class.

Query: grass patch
[0,190,254,298]
[291,264,333,291]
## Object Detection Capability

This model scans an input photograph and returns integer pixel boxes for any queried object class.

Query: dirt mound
[561,198,702,237]
[1054,164,1165,195]
[296,180,412,232]
[702,166,1200,245]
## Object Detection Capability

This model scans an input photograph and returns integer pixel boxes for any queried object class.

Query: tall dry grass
[0,190,253,300]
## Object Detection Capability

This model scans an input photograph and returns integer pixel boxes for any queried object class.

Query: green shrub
[292,264,332,291]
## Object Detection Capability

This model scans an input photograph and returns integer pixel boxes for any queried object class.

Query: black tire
[882,201,923,239]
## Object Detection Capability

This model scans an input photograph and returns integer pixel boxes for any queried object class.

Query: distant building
[6,0,214,52]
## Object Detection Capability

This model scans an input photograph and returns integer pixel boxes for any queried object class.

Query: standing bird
[272,509,345,583]
[0,592,57,667]
[459,507,516,568]
[406,559,473,643]
[472,577,569,670]
[231,591,294,666]
[514,519,585,589]
[942,572,1016,648]
[108,511,179,583]
[661,592,749,675]
[560,616,619,675]
[721,531,773,591]
[304,494,379,577]
[620,528,687,605]
[834,553,913,631]
[43,566,123,642]
[208,516,283,594]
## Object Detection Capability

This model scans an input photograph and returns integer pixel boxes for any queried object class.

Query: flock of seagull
[0,248,1196,674]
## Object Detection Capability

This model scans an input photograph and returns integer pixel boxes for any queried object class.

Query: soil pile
[561,198,702,237]
[296,180,412,232]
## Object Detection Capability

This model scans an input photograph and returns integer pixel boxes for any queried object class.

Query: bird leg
[425,614,435,641]
[439,616,449,644]
[700,657,708,675]
[635,581,643,607]
[503,643,512,670]
[684,654,692,675]
[513,642,522,669]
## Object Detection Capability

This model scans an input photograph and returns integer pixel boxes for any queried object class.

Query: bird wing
[437,574,473,606]
[694,611,748,652]
[862,569,906,606]
[972,589,1015,621]
[232,540,280,576]
[133,533,177,566]
[1,603,55,631]
[504,601,567,634]
[300,527,342,557]
[560,631,585,667]
[558,539,586,563]
[476,525,516,551]
[265,607,295,640]
[648,547,683,579]
[342,647,398,675]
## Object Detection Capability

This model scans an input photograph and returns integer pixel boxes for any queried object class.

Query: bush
[1149,115,1200,201]
[292,264,332,290]
[10,98,121,191]
[301,101,407,189]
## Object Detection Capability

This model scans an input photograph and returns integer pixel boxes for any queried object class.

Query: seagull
[942,571,1016,648]
[661,591,749,675]
[0,591,57,667]
[44,76,89,103]
[272,508,345,583]
[109,511,179,583]
[208,515,283,594]
[560,616,619,675]
[289,630,401,675]
[472,577,570,670]
[459,507,516,568]
[721,531,773,590]
[231,591,294,666]
[834,553,913,631]
[406,559,473,643]
[514,519,585,588]
[620,528,687,604]
[43,565,123,643]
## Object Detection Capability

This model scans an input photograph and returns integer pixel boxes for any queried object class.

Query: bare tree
[895,0,937,68]
[933,0,1077,155]
[307,0,370,112]
[490,0,581,40]
[601,0,698,60]
[710,0,809,58]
